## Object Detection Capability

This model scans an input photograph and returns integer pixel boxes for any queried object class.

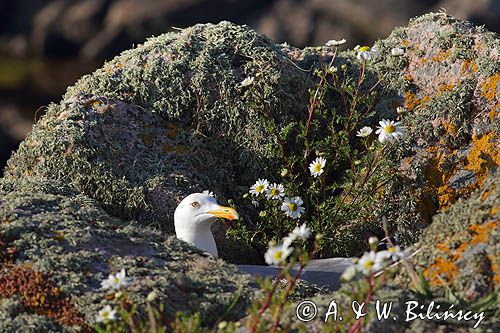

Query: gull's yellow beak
[207,206,239,221]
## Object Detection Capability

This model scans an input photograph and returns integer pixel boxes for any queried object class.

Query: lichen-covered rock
[0,178,257,331]
[367,12,499,243]
[415,170,499,302]
[3,22,313,262]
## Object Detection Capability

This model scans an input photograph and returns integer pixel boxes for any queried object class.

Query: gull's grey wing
[237,258,352,289]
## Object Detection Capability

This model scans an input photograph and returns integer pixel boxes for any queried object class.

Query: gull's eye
[191,201,200,208]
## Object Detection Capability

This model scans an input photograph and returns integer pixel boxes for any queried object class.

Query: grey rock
[448,169,476,190]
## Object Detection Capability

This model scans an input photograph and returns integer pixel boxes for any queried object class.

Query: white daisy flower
[202,190,216,198]
[101,269,131,290]
[354,45,378,62]
[281,197,305,219]
[357,251,385,276]
[240,76,254,87]
[325,39,346,47]
[96,305,117,323]
[374,250,394,265]
[309,157,327,178]
[249,179,269,196]
[356,126,373,138]
[288,223,311,241]
[375,119,405,144]
[391,47,405,56]
[266,183,285,200]
[264,239,294,265]
[340,264,358,282]
[386,245,409,261]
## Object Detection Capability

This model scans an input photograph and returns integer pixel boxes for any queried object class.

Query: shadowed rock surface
[0,12,499,331]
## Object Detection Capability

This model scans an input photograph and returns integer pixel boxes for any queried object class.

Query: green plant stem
[304,52,337,138]
[348,274,375,333]
[345,62,366,131]
[270,260,306,332]
[249,269,285,333]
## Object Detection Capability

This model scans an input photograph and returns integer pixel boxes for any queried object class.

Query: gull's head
[174,192,238,258]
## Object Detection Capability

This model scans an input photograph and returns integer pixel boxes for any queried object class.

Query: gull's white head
[174,192,238,258]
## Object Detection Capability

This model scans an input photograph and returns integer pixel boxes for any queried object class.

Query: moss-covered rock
[0,178,256,331]
[3,22,314,263]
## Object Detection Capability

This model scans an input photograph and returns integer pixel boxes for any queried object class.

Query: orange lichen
[460,60,478,74]
[424,147,458,208]
[488,103,499,119]
[0,265,89,329]
[105,62,125,74]
[426,133,500,209]
[442,122,457,136]
[404,92,431,111]
[404,74,414,83]
[401,39,411,47]
[469,221,498,246]
[493,264,500,286]
[425,221,498,288]
[438,83,456,92]
[465,132,500,187]
[431,50,451,62]
[482,73,500,101]
[425,257,459,287]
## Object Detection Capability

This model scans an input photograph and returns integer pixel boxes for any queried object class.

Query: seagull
[174,192,352,289]
[174,192,239,258]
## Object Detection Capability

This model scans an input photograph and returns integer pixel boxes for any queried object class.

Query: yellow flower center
[389,247,396,253]
[274,251,283,260]
[114,277,119,283]
[363,260,374,269]
[314,164,322,172]
[359,46,370,52]
[289,203,298,211]
[256,185,265,192]
[385,124,395,134]
[271,189,280,196]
